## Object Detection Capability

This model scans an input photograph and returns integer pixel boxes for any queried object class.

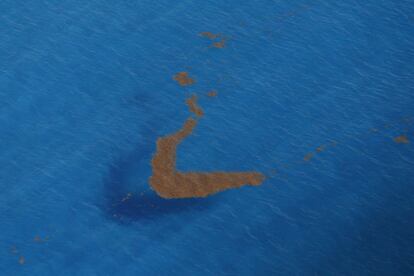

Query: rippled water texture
[0,1,413,275]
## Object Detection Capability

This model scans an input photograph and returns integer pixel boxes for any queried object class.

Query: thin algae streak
[149,95,264,199]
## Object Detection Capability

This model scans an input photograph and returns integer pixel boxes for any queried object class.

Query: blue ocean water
[1,0,414,275]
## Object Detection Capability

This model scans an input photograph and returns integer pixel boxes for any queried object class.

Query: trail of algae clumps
[149,95,265,199]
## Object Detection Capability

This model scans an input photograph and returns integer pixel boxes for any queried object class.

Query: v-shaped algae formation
[149,95,264,198]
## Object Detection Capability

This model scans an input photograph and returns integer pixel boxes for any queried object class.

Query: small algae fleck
[394,135,409,144]
[199,31,220,39]
[212,39,226,48]
[304,152,314,162]
[34,235,50,243]
[173,72,195,86]
[207,90,218,97]
[316,145,325,153]
[199,32,228,48]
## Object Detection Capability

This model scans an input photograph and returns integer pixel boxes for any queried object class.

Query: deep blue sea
[1,1,414,275]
